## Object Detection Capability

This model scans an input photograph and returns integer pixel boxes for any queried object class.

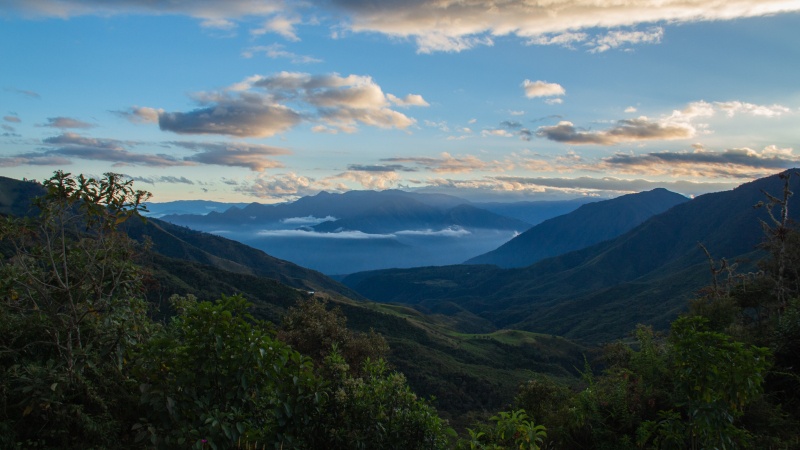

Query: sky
[1,0,799,203]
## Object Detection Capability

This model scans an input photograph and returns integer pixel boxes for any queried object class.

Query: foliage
[133,294,321,449]
[278,296,388,376]
[456,409,546,450]
[305,351,453,450]
[638,317,770,449]
[0,171,153,448]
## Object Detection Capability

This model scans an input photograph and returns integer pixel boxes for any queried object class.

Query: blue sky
[1,0,799,202]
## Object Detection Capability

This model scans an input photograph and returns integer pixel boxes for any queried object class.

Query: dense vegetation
[2,171,800,448]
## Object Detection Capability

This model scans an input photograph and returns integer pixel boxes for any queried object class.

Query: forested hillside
[345,170,800,342]
[2,171,799,449]
[465,188,687,268]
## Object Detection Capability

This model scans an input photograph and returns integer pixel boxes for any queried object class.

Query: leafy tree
[133,294,321,449]
[278,296,388,376]
[304,350,452,450]
[456,409,546,450]
[638,317,770,449]
[0,171,153,448]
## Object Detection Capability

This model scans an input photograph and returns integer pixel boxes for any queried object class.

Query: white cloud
[252,15,301,40]
[328,0,800,53]
[256,229,396,239]
[587,27,664,53]
[281,215,338,225]
[395,226,472,237]
[388,93,430,107]
[522,80,565,99]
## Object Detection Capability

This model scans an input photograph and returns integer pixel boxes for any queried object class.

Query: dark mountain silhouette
[465,188,688,268]
[343,170,800,343]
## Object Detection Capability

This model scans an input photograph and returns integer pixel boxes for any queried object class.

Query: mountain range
[465,188,688,268]
[343,170,800,343]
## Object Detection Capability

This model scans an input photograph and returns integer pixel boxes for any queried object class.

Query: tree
[278,296,388,376]
[133,294,321,449]
[0,171,153,448]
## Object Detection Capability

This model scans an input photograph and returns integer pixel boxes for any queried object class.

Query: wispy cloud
[281,215,337,225]
[598,145,800,179]
[41,116,95,129]
[241,44,322,63]
[130,175,195,185]
[168,141,289,171]
[5,88,40,99]
[256,229,396,239]
[587,27,664,53]
[0,132,290,171]
[383,152,506,173]
[251,15,301,41]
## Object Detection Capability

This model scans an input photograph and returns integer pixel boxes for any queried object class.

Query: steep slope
[122,216,364,299]
[344,170,800,342]
[466,188,688,268]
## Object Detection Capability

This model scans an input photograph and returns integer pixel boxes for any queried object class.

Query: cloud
[588,27,664,53]
[159,100,303,138]
[37,132,189,167]
[347,164,416,172]
[537,118,694,145]
[130,175,195,185]
[115,106,163,124]
[383,152,505,173]
[489,175,735,197]
[5,88,40,99]
[241,44,321,63]
[256,229,396,239]
[537,99,794,146]
[522,80,565,99]
[334,170,401,189]
[3,0,284,22]
[713,101,792,117]
[395,226,471,237]
[168,141,289,171]
[328,0,800,53]
[281,215,337,225]
[527,31,588,49]
[387,93,430,107]
[236,172,318,199]
[41,116,95,129]
[252,15,301,41]
[3,116,21,123]
[0,132,290,171]
[149,72,425,136]
[598,145,800,179]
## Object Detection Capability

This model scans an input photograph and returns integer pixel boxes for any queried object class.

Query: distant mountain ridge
[162,189,530,233]
[343,170,800,342]
[465,188,688,268]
